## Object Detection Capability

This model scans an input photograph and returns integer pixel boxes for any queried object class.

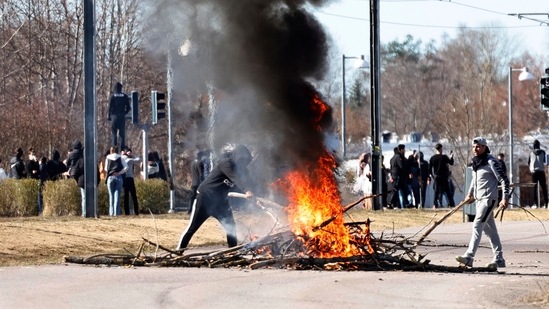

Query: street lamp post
[341,54,368,158]
[508,66,534,206]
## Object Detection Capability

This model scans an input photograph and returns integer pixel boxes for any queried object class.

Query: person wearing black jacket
[418,152,431,208]
[429,143,455,208]
[108,82,131,149]
[45,150,67,181]
[9,147,26,179]
[25,148,40,179]
[66,140,86,216]
[528,139,548,208]
[389,144,409,209]
[176,145,254,251]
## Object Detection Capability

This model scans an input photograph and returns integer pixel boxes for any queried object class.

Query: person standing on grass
[429,143,455,208]
[10,147,26,179]
[456,137,509,269]
[528,139,548,208]
[45,150,67,181]
[418,152,431,208]
[66,140,86,216]
[37,156,48,215]
[105,146,128,216]
[122,147,140,215]
[389,144,409,209]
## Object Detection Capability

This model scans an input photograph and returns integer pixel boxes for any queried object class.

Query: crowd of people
[0,141,170,217]
[354,138,549,212]
[354,143,459,209]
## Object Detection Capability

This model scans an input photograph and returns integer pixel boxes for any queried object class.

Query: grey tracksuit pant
[465,198,503,260]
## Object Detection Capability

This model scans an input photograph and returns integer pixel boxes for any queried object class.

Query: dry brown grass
[1,207,549,267]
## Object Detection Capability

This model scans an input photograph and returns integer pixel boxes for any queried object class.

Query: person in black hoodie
[528,139,548,208]
[66,140,86,216]
[46,150,67,181]
[176,145,254,251]
[10,147,26,179]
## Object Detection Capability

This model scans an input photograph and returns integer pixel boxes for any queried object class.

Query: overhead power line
[317,0,548,30]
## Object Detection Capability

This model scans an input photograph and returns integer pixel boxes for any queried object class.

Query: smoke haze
[144,0,337,186]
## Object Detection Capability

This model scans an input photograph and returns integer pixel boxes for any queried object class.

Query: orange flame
[283,153,358,257]
[278,93,372,258]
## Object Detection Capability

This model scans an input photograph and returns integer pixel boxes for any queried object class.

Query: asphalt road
[1,221,548,309]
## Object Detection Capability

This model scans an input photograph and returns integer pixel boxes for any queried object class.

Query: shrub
[42,179,80,216]
[135,179,170,214]
[0,179,19,216]
[0,179,40,216]
[0,177,170,217]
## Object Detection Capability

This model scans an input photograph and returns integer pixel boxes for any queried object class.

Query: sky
[314,0,549,60]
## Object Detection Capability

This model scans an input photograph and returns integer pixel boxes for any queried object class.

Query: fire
[283,153,357,257]
[278,93,372,258]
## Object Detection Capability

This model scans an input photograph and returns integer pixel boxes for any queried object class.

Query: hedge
[0,178,170,217]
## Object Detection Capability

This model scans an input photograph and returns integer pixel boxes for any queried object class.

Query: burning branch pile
[64,196,495,273]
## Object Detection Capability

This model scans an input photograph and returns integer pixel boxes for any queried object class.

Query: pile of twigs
[63,194,499,272]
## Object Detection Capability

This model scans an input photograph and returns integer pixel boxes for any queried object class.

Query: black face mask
[471,152,489,172]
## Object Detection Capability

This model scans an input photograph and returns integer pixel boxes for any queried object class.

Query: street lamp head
[518,67,534,81]
[354,55,370,70]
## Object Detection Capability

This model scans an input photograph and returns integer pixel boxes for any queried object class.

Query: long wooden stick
[415,197,475,246]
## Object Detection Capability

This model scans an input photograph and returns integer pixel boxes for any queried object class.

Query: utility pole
[83,0,97,217]
[369,0,382,211]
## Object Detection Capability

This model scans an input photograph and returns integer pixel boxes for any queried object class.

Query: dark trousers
[433,176,455,207]
[177,192,237,250]
[420,181,428,208]
[111,116,126,149]
[123,176,139,215]
[532,170,548,207]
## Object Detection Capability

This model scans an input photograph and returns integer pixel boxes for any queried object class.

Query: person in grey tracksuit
[456,137,510,268]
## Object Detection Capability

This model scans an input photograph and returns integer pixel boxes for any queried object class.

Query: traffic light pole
[140,124,149,180]
[167,51,175,213]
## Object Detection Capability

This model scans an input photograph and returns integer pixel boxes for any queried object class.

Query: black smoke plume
[146,0,336,187]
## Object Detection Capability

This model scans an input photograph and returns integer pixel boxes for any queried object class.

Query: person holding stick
[176,145,255,252]
[456,137,510,269]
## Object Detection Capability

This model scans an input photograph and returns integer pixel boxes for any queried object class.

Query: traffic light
[151,90,166,124]
[131,91,139,124]
[541,68,549,111]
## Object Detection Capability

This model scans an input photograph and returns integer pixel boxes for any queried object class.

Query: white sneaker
[455,255,473,267]
[486,259,506,269]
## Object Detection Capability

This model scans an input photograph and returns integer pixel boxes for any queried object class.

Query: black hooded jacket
[66,140,84,179]
[9,155,26,179]
[46,150,67,180]
[108,82,130,119]
[197,145,253,197]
